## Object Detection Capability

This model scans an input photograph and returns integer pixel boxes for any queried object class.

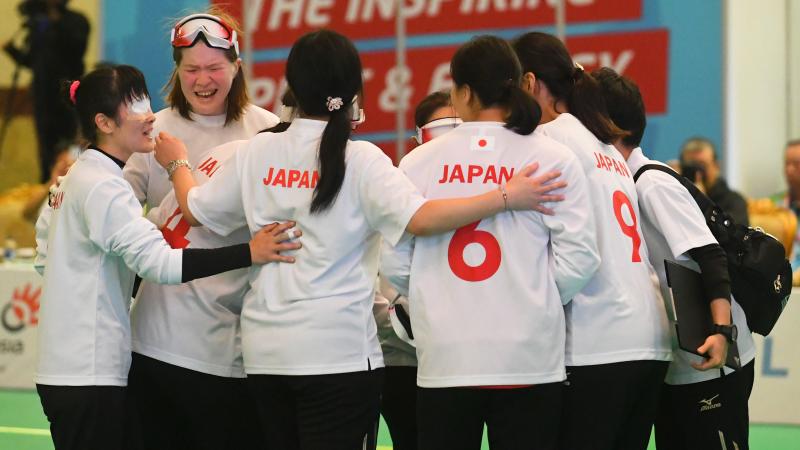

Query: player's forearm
[380,240,412,297]
[406,190,504,236]
[181,244,251,282]
[687,243,731,304]
[170,166,201,226]
[709,298,732,326]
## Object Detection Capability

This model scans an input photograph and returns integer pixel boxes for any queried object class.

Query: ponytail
[504,84,541,135]
[310,107,351,213]
[512,31,628,144]
[568,68,628,144]
[258,122,291,134]
[285,30,362,214]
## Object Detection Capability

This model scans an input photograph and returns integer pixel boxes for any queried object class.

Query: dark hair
[680,137,717,163]
[414,91,452,128]
[165,7,248,126]
[64,64,150,144]
[259,91,296,134]
[450,35,540,135]
[592,67,646,148]
[260,121,291,134]
[286,30,362,214]
[281,89,297,108]
[787,139,800,149]
[511,32,627,144]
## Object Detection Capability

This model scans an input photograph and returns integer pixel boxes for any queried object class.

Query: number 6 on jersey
[448,220,501,282]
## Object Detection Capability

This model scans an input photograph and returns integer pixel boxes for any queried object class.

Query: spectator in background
[3,0,89,182]
[770,139,800,270]
[680,137,749,225]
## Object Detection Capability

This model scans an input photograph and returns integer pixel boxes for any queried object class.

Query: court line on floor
[0,426,50,436]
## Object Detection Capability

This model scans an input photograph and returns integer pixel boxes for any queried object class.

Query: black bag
[634,164,792,336]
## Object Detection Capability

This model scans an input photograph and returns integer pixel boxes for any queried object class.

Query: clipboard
[664,260,741,370]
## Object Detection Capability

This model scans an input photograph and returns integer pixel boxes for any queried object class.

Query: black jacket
[707,177,749,226]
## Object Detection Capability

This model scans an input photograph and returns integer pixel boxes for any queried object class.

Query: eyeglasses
[415,117,462,144]
[171,14,239,56]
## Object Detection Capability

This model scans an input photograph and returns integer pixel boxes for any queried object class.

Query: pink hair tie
[69,80,80,104]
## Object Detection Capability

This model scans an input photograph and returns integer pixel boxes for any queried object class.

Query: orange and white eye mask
[171,13,239,56]
[415,117,462,144]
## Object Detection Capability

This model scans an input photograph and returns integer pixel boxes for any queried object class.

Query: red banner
[250,45,455,134]
[568,29,668,114]
[215,0,642,49]
[250,28,669,141]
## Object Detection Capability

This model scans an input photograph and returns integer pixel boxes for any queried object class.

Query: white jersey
[385,122,600,388]
[538,113,671,366]
[187,118,427,376]
[626,147,756,385]
[35,150,183,386]
[131,140,252,378]
[34,200,52,276]
[124,104,278,209]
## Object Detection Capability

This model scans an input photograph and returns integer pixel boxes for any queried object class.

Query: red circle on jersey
[448,221,501,282]
[478,139,487,147]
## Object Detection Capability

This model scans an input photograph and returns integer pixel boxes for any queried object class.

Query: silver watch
[166,159,191,179]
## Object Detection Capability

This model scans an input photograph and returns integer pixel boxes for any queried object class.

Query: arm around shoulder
[84,178,184,284]
[406,162,567,236]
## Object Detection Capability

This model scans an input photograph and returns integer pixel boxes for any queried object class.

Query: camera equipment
[680,161,706,185]
[0,25,28,158]
[18,0,47,19]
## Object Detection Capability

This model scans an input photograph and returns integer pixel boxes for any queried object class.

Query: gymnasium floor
[1,390,797,449]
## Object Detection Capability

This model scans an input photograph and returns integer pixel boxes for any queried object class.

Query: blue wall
[102,0,207,110]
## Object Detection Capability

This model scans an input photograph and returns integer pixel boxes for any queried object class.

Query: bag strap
[633,164,718,214]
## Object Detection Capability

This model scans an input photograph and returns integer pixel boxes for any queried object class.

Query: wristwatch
[711,324,738,343]
[166,159,191,179]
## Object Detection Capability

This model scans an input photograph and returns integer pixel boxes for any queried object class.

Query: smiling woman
[168,11,245,122]
[175,44,240,117]
[119,6,280,450]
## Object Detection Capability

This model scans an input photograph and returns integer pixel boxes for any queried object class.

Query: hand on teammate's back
[249,221,303,264]
[504,162,567,215]
[154,131,189,168]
